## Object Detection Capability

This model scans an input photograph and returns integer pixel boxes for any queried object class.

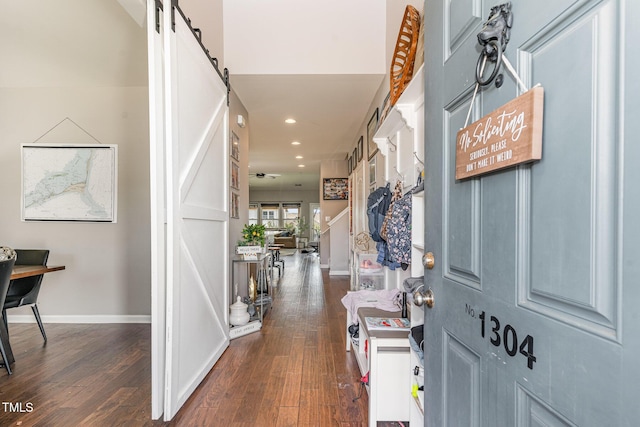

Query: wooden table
[2,264,65,373]
[11,265,65,280]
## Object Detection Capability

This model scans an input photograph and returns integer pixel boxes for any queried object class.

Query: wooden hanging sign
[456,86,544,180]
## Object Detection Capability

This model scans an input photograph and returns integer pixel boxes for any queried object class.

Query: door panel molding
[180,109,227,210]
[443,329,481,427]
[444,0,482,59]
[516,1,619,342]
[444,92,482,289]
[516,384,576,427]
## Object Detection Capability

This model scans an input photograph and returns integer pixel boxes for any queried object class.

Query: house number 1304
[479,311,536,370]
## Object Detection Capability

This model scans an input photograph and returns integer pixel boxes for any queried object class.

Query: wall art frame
[367,108,379,160]
[323,178,348,200]
[369,156,376,185]
[231,161,239,189]
[230,131,240,161]
[230,192,240,219]
[21,143,118,222]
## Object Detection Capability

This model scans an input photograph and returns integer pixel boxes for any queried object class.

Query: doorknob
[413,288,434,309]
[423,252,435,269]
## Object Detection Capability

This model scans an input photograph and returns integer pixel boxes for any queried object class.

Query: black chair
[3,249,49,343]
[0,253,17,374]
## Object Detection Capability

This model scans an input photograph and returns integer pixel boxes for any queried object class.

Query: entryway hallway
[0,251,379,426]
[162,250,369,425]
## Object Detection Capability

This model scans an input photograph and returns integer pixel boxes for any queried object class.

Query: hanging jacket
[380,180,403,241]
[386,194,412,265]
[366,183,391,242]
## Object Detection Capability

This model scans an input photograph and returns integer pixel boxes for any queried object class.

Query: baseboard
[329,270,350,276]
[320,263,329,269]
[7,314,152,324]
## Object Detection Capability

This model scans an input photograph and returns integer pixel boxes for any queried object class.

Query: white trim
[330,270,350,276]
[7,315,151,324]
[320,263,329,269]
[327,207,349,227]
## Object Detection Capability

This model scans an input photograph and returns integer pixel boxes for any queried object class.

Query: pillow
[279,231,290,237]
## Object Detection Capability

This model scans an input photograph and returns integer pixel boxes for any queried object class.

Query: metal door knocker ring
[474,2,513,86]
[475,39,503,86]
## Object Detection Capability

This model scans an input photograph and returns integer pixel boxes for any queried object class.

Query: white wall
[347,0,425,187]
[319,159,349,266]
[0,88,151,319]
[0,0,252,322]
[223,0,386,75]
[0,1,150,320]
[181,0,225,70]
[229,89,250,271]
[328,208,350,275]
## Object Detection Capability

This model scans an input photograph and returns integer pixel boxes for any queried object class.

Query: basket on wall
[389,5,421,107]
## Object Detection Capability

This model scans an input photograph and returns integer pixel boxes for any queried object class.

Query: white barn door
[149,1,230,421]
[147,0,167,419]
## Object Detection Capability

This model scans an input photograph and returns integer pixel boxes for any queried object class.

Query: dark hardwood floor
[0,251,378,426]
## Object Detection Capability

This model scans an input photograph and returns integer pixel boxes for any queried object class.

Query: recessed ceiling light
[285,118,296,124]
[295,155,303,159]
[291,141,301,146]
[298,164,305,168]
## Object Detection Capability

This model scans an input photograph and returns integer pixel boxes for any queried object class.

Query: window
[282,203,300,231]
[311,204,321,240]
[248,204,258,225]
[249,202,303,230]
[260,203,279,228]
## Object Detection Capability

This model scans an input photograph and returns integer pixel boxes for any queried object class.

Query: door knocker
[475,2,513,87]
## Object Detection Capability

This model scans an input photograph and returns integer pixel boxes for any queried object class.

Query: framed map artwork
[21,144,118,222]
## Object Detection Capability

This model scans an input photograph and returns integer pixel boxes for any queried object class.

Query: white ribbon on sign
[463,53,530,130]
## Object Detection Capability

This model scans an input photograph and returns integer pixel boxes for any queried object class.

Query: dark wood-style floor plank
[0,251,378,426]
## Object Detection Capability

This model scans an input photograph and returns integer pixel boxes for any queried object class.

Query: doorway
[310,203,321,242]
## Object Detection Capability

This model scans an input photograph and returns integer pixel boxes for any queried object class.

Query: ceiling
[0,0,393,194]
[232,73,383,191]
[222,0,389,193]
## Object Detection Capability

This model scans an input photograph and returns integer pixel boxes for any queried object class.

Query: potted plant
[294,217,310,248]
[237,224,266,259]
[295,216,309,237]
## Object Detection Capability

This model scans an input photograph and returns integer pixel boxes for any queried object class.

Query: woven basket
[389,5,421,107]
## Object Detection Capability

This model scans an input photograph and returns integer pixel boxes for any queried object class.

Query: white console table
[346,306,411,426]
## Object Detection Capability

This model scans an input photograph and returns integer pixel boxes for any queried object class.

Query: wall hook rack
[393,166,404,182]
[387,137,397,152]
[413,152,424,166]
